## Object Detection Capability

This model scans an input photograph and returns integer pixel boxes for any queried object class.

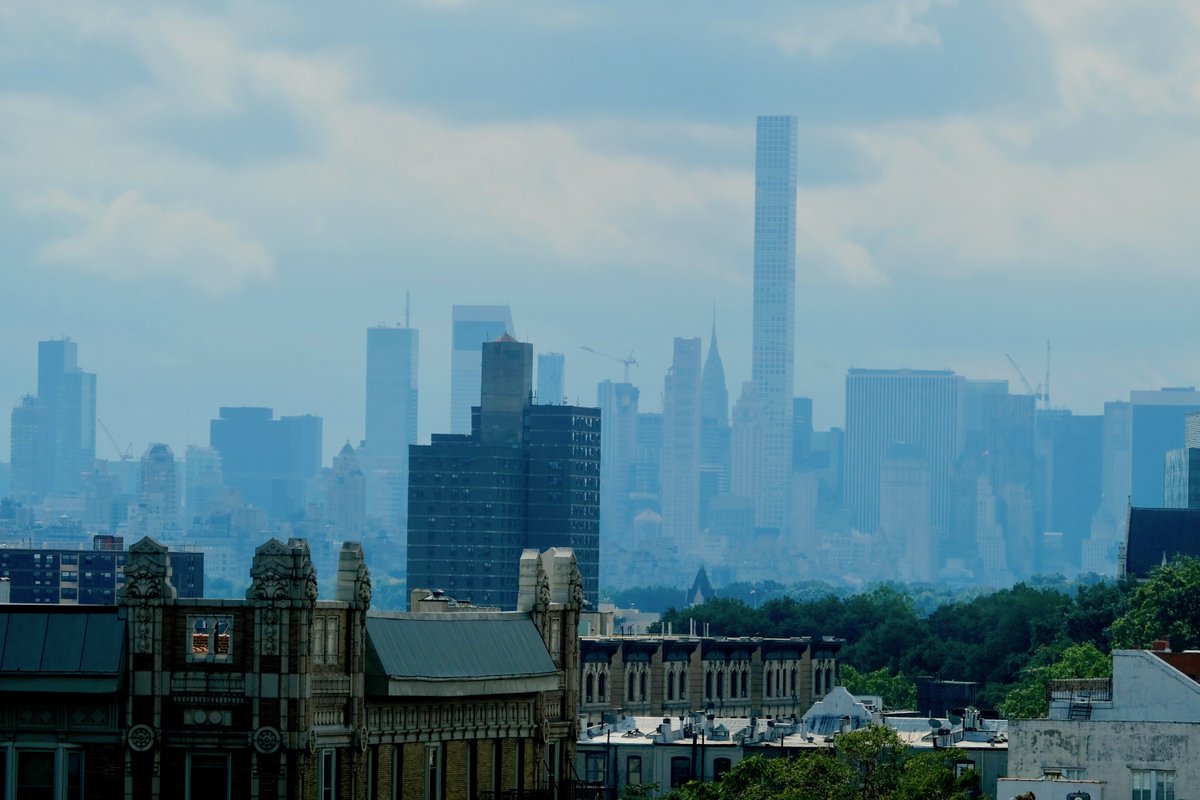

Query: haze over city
[4,1,1200,461]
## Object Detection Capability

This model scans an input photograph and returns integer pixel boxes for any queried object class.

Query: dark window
[670,757,692,788]
[188,753,229,800]
[17,750,55,800]
[714,758,732,781]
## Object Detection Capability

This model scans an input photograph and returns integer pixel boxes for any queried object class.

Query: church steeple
[701,305,729,426]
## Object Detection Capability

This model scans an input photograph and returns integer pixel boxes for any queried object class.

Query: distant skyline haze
[3,1,1199,461]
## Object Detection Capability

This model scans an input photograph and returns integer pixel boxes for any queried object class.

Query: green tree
[838,664,917,711]
[894,749,979,800]
[998,642,1112,718]
[837,725,907,799]
[1110,557,1200,649]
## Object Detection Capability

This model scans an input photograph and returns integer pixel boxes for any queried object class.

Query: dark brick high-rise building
[407,335,600,609]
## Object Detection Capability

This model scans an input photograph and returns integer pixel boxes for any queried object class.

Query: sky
[4,0,1200,464]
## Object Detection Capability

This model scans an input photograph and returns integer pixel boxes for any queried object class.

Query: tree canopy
[656,728,978,800]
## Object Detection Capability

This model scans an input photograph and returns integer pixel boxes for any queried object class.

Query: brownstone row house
[0,538,582,800]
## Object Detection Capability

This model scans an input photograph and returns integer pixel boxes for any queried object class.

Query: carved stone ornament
[569,572,585,608]
[251,726,282,755]
[120,537,177,605]
[306,728,318,755]
[354,726,369,754]
[127,723,156,752]
[355,562,373,608]
[536,562,551,610]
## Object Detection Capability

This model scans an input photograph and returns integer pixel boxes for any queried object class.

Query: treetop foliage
[652,560,1200,714]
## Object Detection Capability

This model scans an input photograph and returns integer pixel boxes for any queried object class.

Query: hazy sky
[4,1,1200,463]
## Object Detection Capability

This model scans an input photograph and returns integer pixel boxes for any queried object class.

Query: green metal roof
[0,606,125,693]
[365,612,558,695]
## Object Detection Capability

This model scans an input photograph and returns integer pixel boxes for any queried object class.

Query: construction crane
[97,418,133,462]
[1005,350,1049,407]
[580,346,638,383]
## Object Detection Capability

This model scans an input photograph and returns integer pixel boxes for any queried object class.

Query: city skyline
[3,3,1200,462]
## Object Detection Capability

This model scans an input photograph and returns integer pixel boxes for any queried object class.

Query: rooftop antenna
[405,291,411,329]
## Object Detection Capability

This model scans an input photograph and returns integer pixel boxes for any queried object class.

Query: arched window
[791,667,797,696]
[741,669,748,698]
[776,668,783,696]
[705,670,712,700]
[639,671,647,701]
[667,667,676,701]
[598,672,607,702]
[628,672,636,702]
[585,672,595,704]
[826,664,834,695]
[679,669,687,697]
[765,667,773,698]
[716,669,724,700]
[813,666,822,696]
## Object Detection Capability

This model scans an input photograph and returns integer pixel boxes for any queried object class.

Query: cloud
[28,190,273,294]
[750,0,956,59]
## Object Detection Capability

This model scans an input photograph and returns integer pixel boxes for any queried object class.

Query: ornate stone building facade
[0,537,582,800]
[579,634,842,724]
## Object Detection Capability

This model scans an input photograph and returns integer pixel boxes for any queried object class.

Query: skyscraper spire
[701,306,729,427]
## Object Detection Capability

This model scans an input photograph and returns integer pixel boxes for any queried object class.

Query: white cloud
[28,190,273,295]
[752,0,955,59]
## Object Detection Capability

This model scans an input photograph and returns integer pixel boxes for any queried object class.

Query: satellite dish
[927,718,941,729]
[948,714,963,727]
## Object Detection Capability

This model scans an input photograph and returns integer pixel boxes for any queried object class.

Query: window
[188,615,233,663]
[585,753,607,784]
[585,673,595,704]
[666,669,675,701]
[679,669,687,698]
[639,671,647,701]
[670,757,692,789]
[17,750,55,800]
[714,758,732,781]
[1132,769,1174,800]
[424,744,442,800]
[598,672,607,702]
[11,746,83,800]
[187,753,229,800]
[319,749,337,800]
[313,617,339,665]
[627,756,642,786]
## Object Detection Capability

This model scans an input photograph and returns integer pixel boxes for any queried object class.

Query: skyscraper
[660,337,702,549]
[209,407,322,520]
[365,325,419,457]
[537,352,566,405]
[18,338,98,496]
[1129,388,1200,506]
[362,324,419,531]
[844,369,964,536]
[597,379,639,578]
[408,335,600,608]
[137,443,179,538]
[735,115,798,533]
[450,305,514,434]
[699,318,731,529]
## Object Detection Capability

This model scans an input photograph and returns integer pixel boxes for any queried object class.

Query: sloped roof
[1125,507,1200,577]
[365,612,558,697]
[0,606,125,693]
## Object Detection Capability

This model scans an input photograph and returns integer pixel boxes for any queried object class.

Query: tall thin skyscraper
[537,352,566,405]
[363,324,419,532]
[365,325,419,457]
[450,305,514,434]
[661,337,703,548]
[598,378,639,579]
[738,115,798,532]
